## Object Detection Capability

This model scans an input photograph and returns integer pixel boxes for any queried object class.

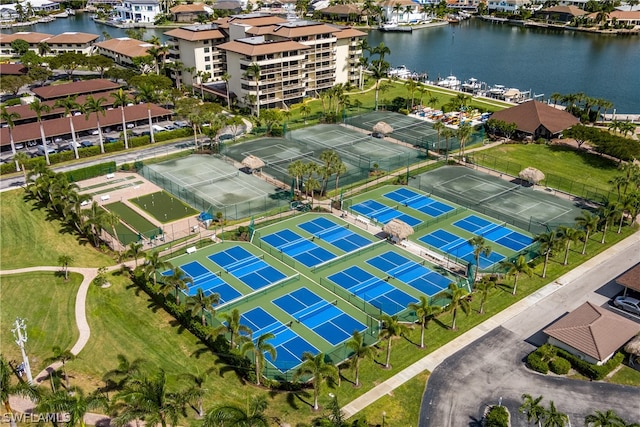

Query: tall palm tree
[442,128,455,162]
[379,314,408,369]
[44,346,75,390]
[344,330,374,387]
[543,400,568,427]
[102,354,147,392]
[125,241,145,269]
[456,122,473,158]
[187,288,220,326]
[293,352,338,411]
[474,276,495,314]
[584,409,625,427]
[408,296,441,348]
[29,99,52,165]
[221,72,232,110]
[179,367,216,418]
[469,235,492,283]
[203,396,269,427]
[136,83,159,144]
[534,231,557,279]
[555,226,583,266]
[58,254,73,281]
[287,159,306,194]
[102,211,121,250]
[14,151,30,183]
[241,332,276,386]
[217,308,251,349]
[575,210,600,254]
[519,394,545,427]
[432,120,445,155]
[1,106,22,172]
[54,96,80,159]
[111,89,131,149]
[164,266,193,305]
[1,355,39,427]
[83,95,107,154]
[441,282,470,330]
[37,386,107,427]
[597,201,620,244]
[244,63,262,118]
[144,251,172,289]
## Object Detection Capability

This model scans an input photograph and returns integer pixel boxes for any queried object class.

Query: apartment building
[165,24,227,84]
[95,37,156,67]
[0,31,97,56]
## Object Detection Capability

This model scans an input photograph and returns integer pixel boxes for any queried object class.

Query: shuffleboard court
[298,217,373,253]
[240,307,318,372]
[419,229,505,269]
[384,187,455,217]
[162,261,241,303]
[350,199,422,226]
[453,215,533,251]
[366,251,452,296]
[261,229,336,268]
[327,266,418,315]
[272,288,367,346]
[208,246,287,290]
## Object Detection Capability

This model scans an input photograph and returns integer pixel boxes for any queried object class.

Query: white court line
[542,208,574,224]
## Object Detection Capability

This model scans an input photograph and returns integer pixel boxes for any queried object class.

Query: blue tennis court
[419,229,506,269]
[261,229,336,267]
[162,261,241,303]
[453,215,533,251]
[350,199,422,226]
[208,246,287,290]
[272,288,366,346]
[298,217,373,253]
[384,188,455,217]
[241,307,318,372]
[367,251,452,296]
[327,266,418,315]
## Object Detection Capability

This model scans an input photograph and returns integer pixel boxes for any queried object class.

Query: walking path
[340,231,640,418]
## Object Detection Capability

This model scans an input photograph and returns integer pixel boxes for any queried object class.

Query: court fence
[467,152,614,203]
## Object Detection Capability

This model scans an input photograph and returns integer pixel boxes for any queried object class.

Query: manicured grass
[608,365,640,386]
[105,201,159,237]
[0,190,114,269]
[0,272,81,372]
[130,191,199,223]
[470,144,620,198]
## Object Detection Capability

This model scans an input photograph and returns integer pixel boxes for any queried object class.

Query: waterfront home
[586,10,640,28]
[487,0,527,13]
[378,0,423,23]
[317,4,365,23]
[95,37,156,67]
[534,5,588,24]
[116,0,162,23]
[488,100,579,140]
[170,3,213,23]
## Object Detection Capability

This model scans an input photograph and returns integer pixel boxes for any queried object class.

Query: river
[3,14,639,112]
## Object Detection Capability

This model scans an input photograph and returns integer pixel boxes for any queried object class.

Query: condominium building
[95,37,156,67]
[0,31,97,56]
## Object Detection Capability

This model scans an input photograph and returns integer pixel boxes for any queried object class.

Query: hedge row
[526,345,624,380]
[64,161,116,182]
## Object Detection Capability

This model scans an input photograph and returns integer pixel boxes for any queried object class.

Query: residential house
[378,0,423,24]
[170,3,213,22]
[95,37,155,68]
[534,5,588,24]
[487,0,527,13]
[587,10,640,27]
[116,0,162,23]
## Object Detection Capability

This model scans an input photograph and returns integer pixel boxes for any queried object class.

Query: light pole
[12,317,33,384]
[382,411,386,427]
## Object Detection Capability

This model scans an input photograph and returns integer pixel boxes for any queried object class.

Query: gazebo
[383,218,413,243]
[624,334,640,366]
[373,121,393,136]
[519,167,545,185]
[241,154,265,172]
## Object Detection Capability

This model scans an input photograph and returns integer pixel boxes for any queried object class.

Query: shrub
[549,357,571,375]
[526,352,549,374]
[485,405,509,427]
[64,162,116,182]
[555,348,624,380]
[129,135,151,147]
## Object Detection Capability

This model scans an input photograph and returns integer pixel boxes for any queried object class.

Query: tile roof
[269,21,339,37]
[543,302,640,362]
[318,4,362,15]
[0,103,172,146]
[616,264,640,292]
[587,10,640,19]
[541,5,588,16]
[333,27,367,39]
[0,63,28,75]
[45,32,100,44]
[32,79,122,100]
[489,100,579,135]
[378,0,416,6]
[0,32,52,44]
[165,27,225,41]
[215,14,287,28]
[170,3,211,12]
[218,38,309,56]
[95,37,156,58]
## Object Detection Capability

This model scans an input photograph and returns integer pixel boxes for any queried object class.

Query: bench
[100,195,110,201]
[106,173,115,179]
[186,246,197,254]
[355,215,370,225]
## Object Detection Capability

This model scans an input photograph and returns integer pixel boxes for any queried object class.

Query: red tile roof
[165,27,225,41]
[45,32,99,44]
[0,63,28,75]
[616,264,640,292]
[31,79,122,100]
[489,100,579,135]
[218,38,309,56]
[543,302,640,362]
[95,38,155,58]
[0,32,52,44]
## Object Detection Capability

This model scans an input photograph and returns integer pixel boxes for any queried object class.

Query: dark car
[80,141,93,148]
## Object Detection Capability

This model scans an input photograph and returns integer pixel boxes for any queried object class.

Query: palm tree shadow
[468,416,483,426]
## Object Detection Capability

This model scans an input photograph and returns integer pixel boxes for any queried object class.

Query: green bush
[555,348,624,380]
[549,357,571,375]
[64,161,116,182]
[154,128,191,142]
[3,98,22,106]
[130,135,151,147]
[526,352,549,374]
[485,405,509,427]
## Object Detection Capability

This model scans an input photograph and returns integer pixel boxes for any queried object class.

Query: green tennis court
[130,191,199,223]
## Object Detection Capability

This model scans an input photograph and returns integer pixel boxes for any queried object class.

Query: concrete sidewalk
[341,231,640,418]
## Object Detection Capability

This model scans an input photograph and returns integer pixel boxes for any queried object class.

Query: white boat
[388,65,413,79]
[461,77,482,93]
[379,23,412,32]
[487,84,506,97]
[437,75,461,89]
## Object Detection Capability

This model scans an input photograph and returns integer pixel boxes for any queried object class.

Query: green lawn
[470,144,621,198]
[105,201,159,237]
[0,190,114,269]
[0,272,81,372]
[608,365,640,386]
[129,191,199,223]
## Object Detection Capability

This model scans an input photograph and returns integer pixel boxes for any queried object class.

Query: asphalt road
[419,236,640,426]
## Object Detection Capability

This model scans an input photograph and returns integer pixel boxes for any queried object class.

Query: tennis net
[265,152,315,168]
[183,171,240,190]
[225,255,264,273]
[296,299,337,323]
[477,184,521,204]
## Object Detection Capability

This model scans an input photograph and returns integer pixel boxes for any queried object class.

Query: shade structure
[519,167,545,185]
[624,334,640,357]
[373,121,393,135]
[241,154,265,170]
[383,218,414,240]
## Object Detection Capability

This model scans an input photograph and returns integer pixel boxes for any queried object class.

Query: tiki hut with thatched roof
[383,218,414,243]
[624,334,640,365]
[241,154,265,172]
[519,167,545,185]
[373,121,393,136]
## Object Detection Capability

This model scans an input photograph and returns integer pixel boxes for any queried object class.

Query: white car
[614,296,640,315]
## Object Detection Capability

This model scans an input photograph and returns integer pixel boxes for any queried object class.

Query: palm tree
[164,266,193,305]
[217,308,252,349]
[83,95,107,154]
[102,354,147,392]
[584,409,625,427]
[221,72,232,109]
[344,330,374,387]
[474,276,494,314]
[58,254,73,280]
[135,83,158,144]
[244,63,262,118]
[432,120,445,154]
[125,241,145,269]
[408,296,441,348]
[29,99,52,165]
[44,346,75,390]
[54,96,81,159]
[555,226,583,266]
[393,2,402,23]
[144,251,172,289]
[103,211,121,250]
[111,89,131,150]
[469,236,492,283]
[442,127,455,162]
[519,394,545,427]
[241,332,276,386]
[534,231,557,279]
[300,103,311,124]
[287,159,306,194]
[203,396,269,427]
[179,367,216,418]
[14,151,30,182]
[575,210,600,255]
[543,400,568,427]
[441,282,470,330]
[597,201,620,244]
[379,314,408,369]
[1,355,39,427]
[456,122,473,158]
[1,106,22,172]
[187,288,220,326]
[294,352,338,411]
[37,386,107,427]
